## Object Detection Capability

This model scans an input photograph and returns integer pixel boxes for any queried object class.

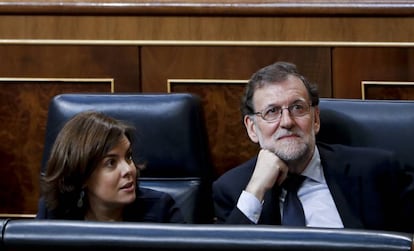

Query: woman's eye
[126,152,133,164]
[104,159,116,168]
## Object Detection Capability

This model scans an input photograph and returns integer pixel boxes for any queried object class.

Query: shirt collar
[301,146,326,184]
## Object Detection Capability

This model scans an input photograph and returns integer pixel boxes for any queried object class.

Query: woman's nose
[121,160,135,175]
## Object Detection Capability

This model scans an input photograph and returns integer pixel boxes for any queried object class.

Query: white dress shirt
[237,147,344,228]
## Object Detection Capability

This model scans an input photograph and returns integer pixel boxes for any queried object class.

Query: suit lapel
[319,144,364,229]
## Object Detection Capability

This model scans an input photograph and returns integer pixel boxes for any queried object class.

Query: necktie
[281,174,306,226]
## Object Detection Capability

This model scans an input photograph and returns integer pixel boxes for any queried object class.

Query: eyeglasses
[252,101,312,122]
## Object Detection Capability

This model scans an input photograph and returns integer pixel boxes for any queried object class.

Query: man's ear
[313,106,321,135]
[244,115,259,143]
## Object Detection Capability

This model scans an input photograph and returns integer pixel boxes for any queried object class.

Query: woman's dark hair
[40,111,136,218]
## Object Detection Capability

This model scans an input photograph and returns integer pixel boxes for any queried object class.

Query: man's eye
[265,107,280,115]
[291,104,304,111]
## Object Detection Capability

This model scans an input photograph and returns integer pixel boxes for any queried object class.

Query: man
[212,61,414,233]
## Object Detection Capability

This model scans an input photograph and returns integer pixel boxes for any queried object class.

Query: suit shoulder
[214,157,257,186]
[318,142,395,158]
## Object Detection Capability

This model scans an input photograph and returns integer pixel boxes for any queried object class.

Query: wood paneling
[0,79,111,214]
[1,0,414,16]
[0,45,140,215]
[142,46,332,176]
[2,0,414,217]
[1,16,414,42]
[362,82,414,100]
[0,45,140,92]
[141,46,331,95]
[170,81,255,178]
[332,47,414,99]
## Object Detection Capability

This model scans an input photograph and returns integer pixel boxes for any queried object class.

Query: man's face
[244,75,320,168]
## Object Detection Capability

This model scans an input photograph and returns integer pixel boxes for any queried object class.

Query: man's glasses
[252,101,312,122]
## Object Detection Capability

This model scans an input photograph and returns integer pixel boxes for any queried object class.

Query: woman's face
[85,135,137,213]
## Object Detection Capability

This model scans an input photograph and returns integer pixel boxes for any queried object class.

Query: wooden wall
[1,0,414,217]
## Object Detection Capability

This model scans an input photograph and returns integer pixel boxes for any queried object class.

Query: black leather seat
[0,218,9,250]
[3,219,413,251]
[317,98,414,168]
[39,93,214,223]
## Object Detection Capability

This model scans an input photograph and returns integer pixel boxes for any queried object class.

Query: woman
[36,110,184,223]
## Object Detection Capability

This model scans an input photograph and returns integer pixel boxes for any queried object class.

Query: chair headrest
[317,98,414,168]
[41,93,211,179]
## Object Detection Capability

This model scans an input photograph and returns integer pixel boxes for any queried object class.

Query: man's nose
[279,108,295,126]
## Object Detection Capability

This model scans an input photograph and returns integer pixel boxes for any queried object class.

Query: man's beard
[257,127,310,164]
[273,139,309,164]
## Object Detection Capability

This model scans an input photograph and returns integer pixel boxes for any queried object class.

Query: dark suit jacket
[212,143,414,233]
[36,187,185,223]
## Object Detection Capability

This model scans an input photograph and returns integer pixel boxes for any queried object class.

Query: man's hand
[245,149,288,201]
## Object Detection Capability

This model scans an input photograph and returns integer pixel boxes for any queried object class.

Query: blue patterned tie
[282,174,306,226]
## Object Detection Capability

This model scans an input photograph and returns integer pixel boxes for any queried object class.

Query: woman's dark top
[36,187,185,223]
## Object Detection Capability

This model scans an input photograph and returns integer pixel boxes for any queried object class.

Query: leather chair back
[3,220,413,251]
[40,93,213,223]
[0,218,9,251]
[317,98,414,168]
